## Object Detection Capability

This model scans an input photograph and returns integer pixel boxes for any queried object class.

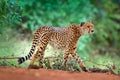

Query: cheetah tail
[18,40,37,64]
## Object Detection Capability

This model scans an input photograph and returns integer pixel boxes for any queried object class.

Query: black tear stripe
[73,47,76,50]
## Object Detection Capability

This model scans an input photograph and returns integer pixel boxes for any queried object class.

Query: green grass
[85,54,120,74]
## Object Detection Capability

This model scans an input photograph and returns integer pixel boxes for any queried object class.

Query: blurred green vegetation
[0,0,120,74]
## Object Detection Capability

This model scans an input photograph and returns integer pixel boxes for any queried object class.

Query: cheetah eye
[87,26,89,28]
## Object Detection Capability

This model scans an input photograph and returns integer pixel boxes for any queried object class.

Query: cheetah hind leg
[28,48,44,69]
[28,54,40,69]
[38,51,44,68]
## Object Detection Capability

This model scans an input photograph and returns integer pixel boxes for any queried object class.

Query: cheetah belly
[49,40,66,50]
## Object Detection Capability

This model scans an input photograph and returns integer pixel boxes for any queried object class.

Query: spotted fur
[18,22,94,71]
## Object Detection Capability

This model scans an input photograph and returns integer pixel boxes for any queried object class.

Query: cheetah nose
[91,30,94,33]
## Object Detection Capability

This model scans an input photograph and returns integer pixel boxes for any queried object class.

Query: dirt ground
[0,66,119,80]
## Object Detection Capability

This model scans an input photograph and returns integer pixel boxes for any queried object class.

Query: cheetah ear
[80,22,85,27]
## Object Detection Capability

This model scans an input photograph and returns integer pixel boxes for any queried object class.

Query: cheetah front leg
[71,53,88,72]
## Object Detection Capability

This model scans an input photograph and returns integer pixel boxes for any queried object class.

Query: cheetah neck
[80,27,88,35]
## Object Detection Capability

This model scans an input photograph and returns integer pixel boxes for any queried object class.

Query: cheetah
[18,22,94,71]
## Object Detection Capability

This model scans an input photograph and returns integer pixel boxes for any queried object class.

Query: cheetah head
[80,22,94,35]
